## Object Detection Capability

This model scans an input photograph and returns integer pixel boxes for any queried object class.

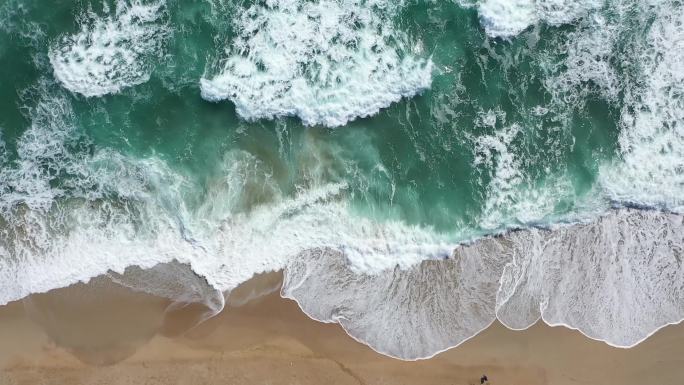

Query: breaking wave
[48,0,169,97]
[200,0,433,127]
[0,81,453,306]
[599,1,684,211]
[465,0,602,38]
[283,209,684,360]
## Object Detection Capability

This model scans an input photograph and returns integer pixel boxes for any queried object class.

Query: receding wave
[283,209,684,360]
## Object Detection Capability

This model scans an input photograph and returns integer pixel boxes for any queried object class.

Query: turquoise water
[0,0,617,227]
[0,0,682,349]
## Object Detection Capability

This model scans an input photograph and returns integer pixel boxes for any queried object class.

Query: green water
[0,0,621,240]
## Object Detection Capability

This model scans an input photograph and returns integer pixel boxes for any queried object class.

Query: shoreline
[281,208,684,359]
[1,208,681,362]
[0,205,669,309]
[1,271,684,384]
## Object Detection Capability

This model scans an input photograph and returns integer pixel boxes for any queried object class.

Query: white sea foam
[0,0,20,35]
[0,155,203,306]
[283,209,684,359]
[541,13,622,109]
[108,262,225,316]
[0,131,6,166]
[0,177,455,307]
[48,0,168,97]
[496,209,684,347]
[600,1,684,212]
[471,110,582,229]
[472,112,525,228]
[0,85,81,213]
[0,81,204,304]
[281,1,683,358]
[283,247,509,360]
[502,0,684,215]
[188,174,455,291]
[477,0,537,37]
[0,83,454,306]
[476,0,602,38]
[200,0,433,127]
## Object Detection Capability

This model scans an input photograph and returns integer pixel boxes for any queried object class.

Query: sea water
[0,0,682,360]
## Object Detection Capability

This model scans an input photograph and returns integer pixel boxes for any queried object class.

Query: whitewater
[0,0,682,360]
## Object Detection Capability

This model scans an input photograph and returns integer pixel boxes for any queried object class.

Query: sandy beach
[0,271,682,385]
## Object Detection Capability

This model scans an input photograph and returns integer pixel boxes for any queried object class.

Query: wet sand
[1,272,683,385]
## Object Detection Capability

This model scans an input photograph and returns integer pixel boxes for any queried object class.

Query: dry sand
[1,272,683,385]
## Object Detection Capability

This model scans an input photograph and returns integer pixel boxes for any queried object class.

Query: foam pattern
[108,261,225,314]
[1,0,684,364]
[49,0,168,97]
[469,109,587,230]
[600,1,684,212]
[282,246,510,360]
[0,82,207,304]
[283,209,684,359]
[476,0,601,37]
[497,209,684,346]
[200,0,433,127]
[0,83,455,306]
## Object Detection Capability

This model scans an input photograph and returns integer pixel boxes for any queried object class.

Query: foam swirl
[200,0,433,127]
[48,0,169,97]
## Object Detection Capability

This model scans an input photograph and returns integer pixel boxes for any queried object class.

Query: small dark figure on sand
[480,374,488,384]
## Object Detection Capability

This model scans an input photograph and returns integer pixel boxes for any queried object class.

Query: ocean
[0,0,682,360]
